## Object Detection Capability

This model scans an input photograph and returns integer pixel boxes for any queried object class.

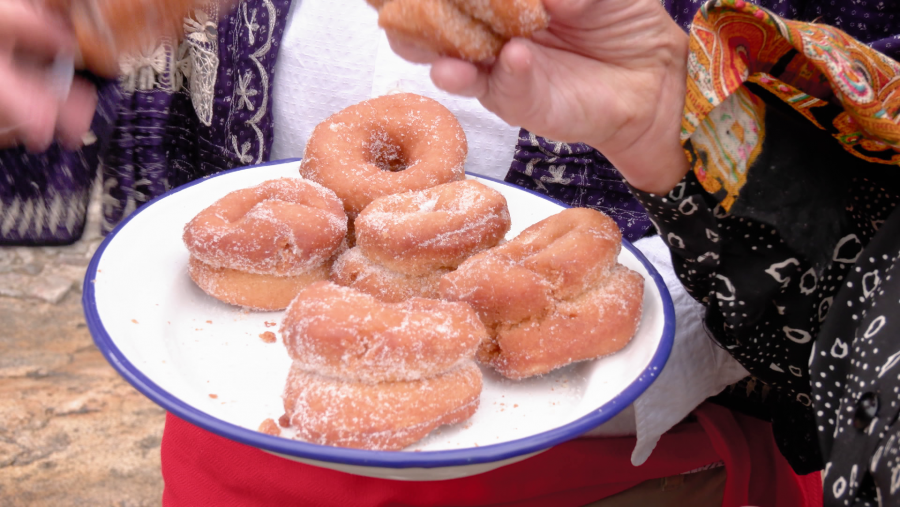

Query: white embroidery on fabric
[119,43,170,92]
[0,187,86,238]
[183,8,220,126]
[242,3,260,45]
[236,72,259,111]
[231,136,254,164]
[172,42,193,92]
[542,165,572,185]
[230,0,276,165]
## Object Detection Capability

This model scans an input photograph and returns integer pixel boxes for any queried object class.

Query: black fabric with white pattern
[632,165,900,503]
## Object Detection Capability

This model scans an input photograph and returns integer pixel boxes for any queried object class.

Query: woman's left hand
[0,0,97,152]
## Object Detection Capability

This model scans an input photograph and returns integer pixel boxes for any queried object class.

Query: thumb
[0,64,59,152]
[56,77,97,150]
[430,38,545,127]
[480,38,544,122]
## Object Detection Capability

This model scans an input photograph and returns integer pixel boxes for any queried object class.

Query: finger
[56,77,97,150]
[19,89,59,152]
[0,64,60,152]
[429,58,487,97]
[480,38,542,112]
[0,1,75,59]
[386,35,441,64]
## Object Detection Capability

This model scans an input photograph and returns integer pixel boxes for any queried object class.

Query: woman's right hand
[388,0,692,195]
[0,0,97,152]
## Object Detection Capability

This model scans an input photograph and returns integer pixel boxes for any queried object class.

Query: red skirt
[161,403,822,507]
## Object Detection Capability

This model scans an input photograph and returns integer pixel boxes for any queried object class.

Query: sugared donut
[331,179,511,301]
[356,179,511,275]
[183,178,347,311]
[331,247,448,302]
[452,0,550,38]
[187,258,336,312]
[439,207,644,379]
[281,281,486,383]
[368,0,549,62]
[472,266,644,378]
[373,0,503,62]
[299,93,467,219]
[282,361,482,451]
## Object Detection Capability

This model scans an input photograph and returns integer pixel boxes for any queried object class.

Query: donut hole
[366,129,410,172]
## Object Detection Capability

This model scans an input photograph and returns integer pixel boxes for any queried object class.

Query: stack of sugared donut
[179,92,646,451]
[331,179,511,302]
[182,178,348,311]
[440,207,645,379]
[279,281,485,450]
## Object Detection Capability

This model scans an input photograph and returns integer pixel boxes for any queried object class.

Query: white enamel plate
[84,159,675,481]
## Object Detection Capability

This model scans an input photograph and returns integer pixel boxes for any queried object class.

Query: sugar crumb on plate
[259,419,281,436]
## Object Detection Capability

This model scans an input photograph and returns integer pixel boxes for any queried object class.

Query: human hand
[0,0,97,152]
[389,0,691,195]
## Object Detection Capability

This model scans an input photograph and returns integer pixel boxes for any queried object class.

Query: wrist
[603,17,690,195]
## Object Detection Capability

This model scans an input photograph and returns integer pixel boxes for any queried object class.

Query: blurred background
[0,183,163,506]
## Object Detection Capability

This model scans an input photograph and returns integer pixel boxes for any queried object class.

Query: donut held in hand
[299,93,467,220]
[332,179,511,301]
[440,207,644,379]
[367,0,549,62]
[182,178,347,311]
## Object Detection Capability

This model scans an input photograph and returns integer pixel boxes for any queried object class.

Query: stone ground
[0,193,165,506]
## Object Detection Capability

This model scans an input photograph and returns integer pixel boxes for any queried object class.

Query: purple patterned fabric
[0,76,119,245]
[0,0,292,244]
[2,0,898,245]
[504,130,653,242]
[101,0,292,234]
[505,0,900,240]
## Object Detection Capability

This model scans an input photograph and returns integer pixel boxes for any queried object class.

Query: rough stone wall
[0,190,164,506]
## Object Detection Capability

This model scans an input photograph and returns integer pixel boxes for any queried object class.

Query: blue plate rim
[82,158,676,470]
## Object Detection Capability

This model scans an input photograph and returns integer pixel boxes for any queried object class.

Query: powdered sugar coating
[331,247,449,303]
[281,361,482,451]
[439,207,644,379]
[299,93,467,218]
[355,179,511,276]
[281,281,486,382]
[374,0,503,62]
[183,178,347,276]
[367,0,548,62]
[187,255,337,311]
[450,0,549,38]
[475,266,644,379]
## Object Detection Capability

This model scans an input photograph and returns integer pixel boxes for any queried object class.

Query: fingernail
[48,53,76,102]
